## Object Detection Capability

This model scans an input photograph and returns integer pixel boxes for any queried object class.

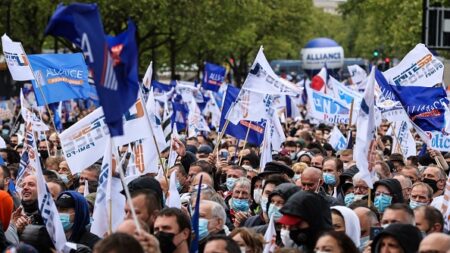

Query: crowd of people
[1,108,450,253]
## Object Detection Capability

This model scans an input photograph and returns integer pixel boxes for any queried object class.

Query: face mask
[240,247,246,253]
[359,235,370,251]
[382,224,390,229]
[423,178,439,193]
[293,174,301,181]
[198,218,209,240]
[59,174,69,184]
[290,227,315,248]
[156,231,177,253]
[344,193,355,206]
[374,194,392,213]
[253,188,262,204]
[281,228,295,247]
[176,179,183,192]
[232,198,249,212]
[39,150,49,160]
[260,196,268,213]
[409,200,428,209]
[268,204,283,221]
[2,129,9,136]
[59,213,73,232]
[226,177,237,191]
[323,173,336,186]
[290,153,297,160]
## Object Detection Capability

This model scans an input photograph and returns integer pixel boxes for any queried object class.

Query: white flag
[20,89,49,131]
[270,113,286,152]
[348,65,367,89]
[60,99,151,174]
[166,170,181,208]
[391,121,416,158]
[142,61,152,89]
[1,34,35,81]
[187,97,210,137]
[168,124,180,169]
[328,126,348,151]
[263,214,276,253]
[354,67,377,188]
[146,89,168,151]
[91,138,126,238]
[243,46,302,96]
[226,89,275,125]
[259,121,272,170]
[83,179,89,197]
[0,136,6,149]
[33,124,67,251]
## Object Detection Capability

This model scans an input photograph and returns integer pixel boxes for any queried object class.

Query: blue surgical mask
[232,198,249,212]
[323,173,336,186]
[198,218,209,240]
[268,204,283,221]
[293,174,301,181]
[359,236,370,251]
[226,177,237,191]
[344,193,355,206]
[409,200,428,209]
[374,194,392,213]
[59,174,69,184]
[176,179,183,192]
[2,129,9,136]
[260,196,268,213]
[59,213,73,232]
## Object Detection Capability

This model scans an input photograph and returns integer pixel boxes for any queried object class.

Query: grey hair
[201,200,227,222]
[353,172,379,184]
[231,177,251,191]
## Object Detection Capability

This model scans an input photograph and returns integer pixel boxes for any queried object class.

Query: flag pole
[348,99,355,129]
[239,122,252,165]
[213,119,230,155]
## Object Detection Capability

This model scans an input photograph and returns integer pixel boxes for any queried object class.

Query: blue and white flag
[259,120,272,170]
[45,4,139,137]
[243,47,302,96]
[202,62,226,92]
[29,53,90,105]
[187,97,210,137]
[91,138,125,237]
[348,64,367,91]
[220,86,265,145]
[328,126,348,152]
[306,85,350,125]
[166,170,181,208]
[331,76,362,108]
[1,34,35,81]
[226,89,275,125]
[172,99,189,131]
[390,121,416,158]
[190,176,203,253]
[377,44,449,150]
[354,67,377,188]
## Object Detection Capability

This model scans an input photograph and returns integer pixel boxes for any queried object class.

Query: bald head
[190,172,213,191]
[300,167,323,192]
[419,233,450,252]
[393,174,412,201]
[116,219,150,235]
[354,207,379,237]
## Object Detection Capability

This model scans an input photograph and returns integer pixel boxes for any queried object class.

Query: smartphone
[219,150,229,160]
[370,226,383,240]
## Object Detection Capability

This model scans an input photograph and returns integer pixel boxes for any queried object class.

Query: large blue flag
[151,80,174,92]
[28,53,90,106]
[44,3,139,136]
[172,99,189,131]
[220,86,265,145]
[202,62,226,92]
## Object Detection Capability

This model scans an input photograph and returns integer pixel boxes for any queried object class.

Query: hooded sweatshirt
[373,179,404,203]
[331,206,361,248]
[371,223,422,253]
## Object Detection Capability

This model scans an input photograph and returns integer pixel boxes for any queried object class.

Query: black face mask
[155,231,177,253]
[22,199,39,214]
[423,178,439,193]
[39,150,49,160]
[290,227,316,250]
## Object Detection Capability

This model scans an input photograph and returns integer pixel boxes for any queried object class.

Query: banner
[60,99,151,173]
[331,76,362,108]
[202,62,226,92]
[1,34,35,81]
[391,121,416,158]
[29,53,90,105]
[348,64,367,90]
[328,126,348,151]
[242,47,301,96]
[306,86,350,125]
[20,90,49,132]
[226,89,275,125]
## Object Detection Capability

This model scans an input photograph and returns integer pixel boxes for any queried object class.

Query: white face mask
[253,188,262,204]
[281,228,295,247]
[240,246,246,253]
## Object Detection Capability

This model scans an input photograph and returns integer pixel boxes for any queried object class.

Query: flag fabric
[142,61,152,89]
[190,176,203,253]
[49,102,63,133]
[242,47,301,96]
[20,90,49,132]
[259,120,272,170]
[348,65,367,91]
[311,66,328,93]
[59,99,151,174]
[166,170,181,208]
[1,34,35,81]
[167,124,180,169]
[377,44,449,151]
[162,100,173,144]
[331,76,363,109]
[28,53,90,105]
[83,180,89,197]
[226,89,275,125]
[305,85,350,125]
[202,62,226,92]
[202,91,222,129]
[391,121,416,158]
[91,138,126,238]
[0,136,5,149]
[146,89,168,150]
[45,4,139,137]
[14,126,35,193]
[172,99,189,131]
[187,97,211,137]
[151,80,174,93]
[328,126,348,151]
[354,67,377,188]
[262,214,276,253]
[220,86,265,145]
